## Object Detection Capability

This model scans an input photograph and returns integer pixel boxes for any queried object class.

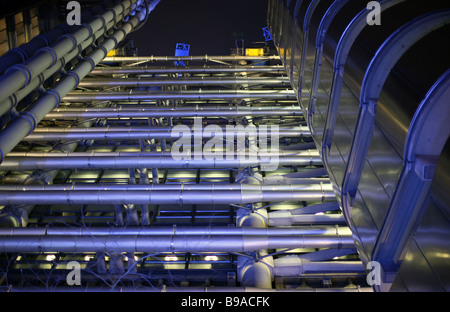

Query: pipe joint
[60,34,78,53]
[38,47,58,67]
[46,89,62,109]
[19,111,37,135]
[5,64,32,88]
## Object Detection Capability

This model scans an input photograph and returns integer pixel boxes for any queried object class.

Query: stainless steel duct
[61,89,296,102]
[78,77,290,87]
[89,65,285,75]
[0,150,321,170]
[0,234,354,253]
[0,183,335,205]
[43,106,302,119]
[23,126,310,141]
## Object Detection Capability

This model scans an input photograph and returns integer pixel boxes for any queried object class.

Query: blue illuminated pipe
[101,55,281,63]
[0,0,140,105]
[89,65,285,75]
[0,225,352,236]
[0,24,116,117]
[78,76,290,87]
[23,126,310,141]
[0,24,69,75]
[43,106,303,119]
[274,256,365,276]
[0,234,355,253]
[61,89,296,101]
[0,150,322,170]
[0,183,335,206]
[0,5,146,163]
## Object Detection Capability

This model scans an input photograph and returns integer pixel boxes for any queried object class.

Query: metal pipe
[23,126,310,141]
[4,286,373,292]
[0,234,355,253]
[89,65,285,75]
[0,183,336,205]
[268,212,346,226]
[62,90,296,102]
[101,55,281,63]
[0,150,321,170]
[78,77,290,87]
[0,0,139,105]
[0,5,146,163]
[0,225,352,236]
[274,256,365,276]
[43,106,302,119]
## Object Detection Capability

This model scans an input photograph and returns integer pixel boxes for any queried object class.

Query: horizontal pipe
[0,183,335,205]
[44,106,303,119]
[0,234,354,253]
[0,0,138,105]
[0,225,351,236]
[0,150,321,170]
[101,55,281,63]
[89,65,285,75]
[268,212,346,226]
[78,77,290,87]
[62,90,296,101]
[23,126,310,141]
[274,256,366,276]
[5,286,373,292]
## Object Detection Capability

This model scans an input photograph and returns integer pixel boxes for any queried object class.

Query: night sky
[128,0,269,56]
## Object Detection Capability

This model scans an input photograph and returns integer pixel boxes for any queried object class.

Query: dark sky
[128,0,269,56]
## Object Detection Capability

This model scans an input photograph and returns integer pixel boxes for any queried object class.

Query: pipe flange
[38,47,58,67]
[60,33,78,53]
[5,64,32,88]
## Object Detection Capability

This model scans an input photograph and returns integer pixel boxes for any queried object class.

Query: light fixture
[45,254,56,261]
[205,255,219,261]
[164,255,178,261]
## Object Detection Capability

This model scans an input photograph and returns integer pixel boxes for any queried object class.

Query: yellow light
[245,48,264,57]
[164,255,178,261]
[205,255,219,261]
[46,254,56,261]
